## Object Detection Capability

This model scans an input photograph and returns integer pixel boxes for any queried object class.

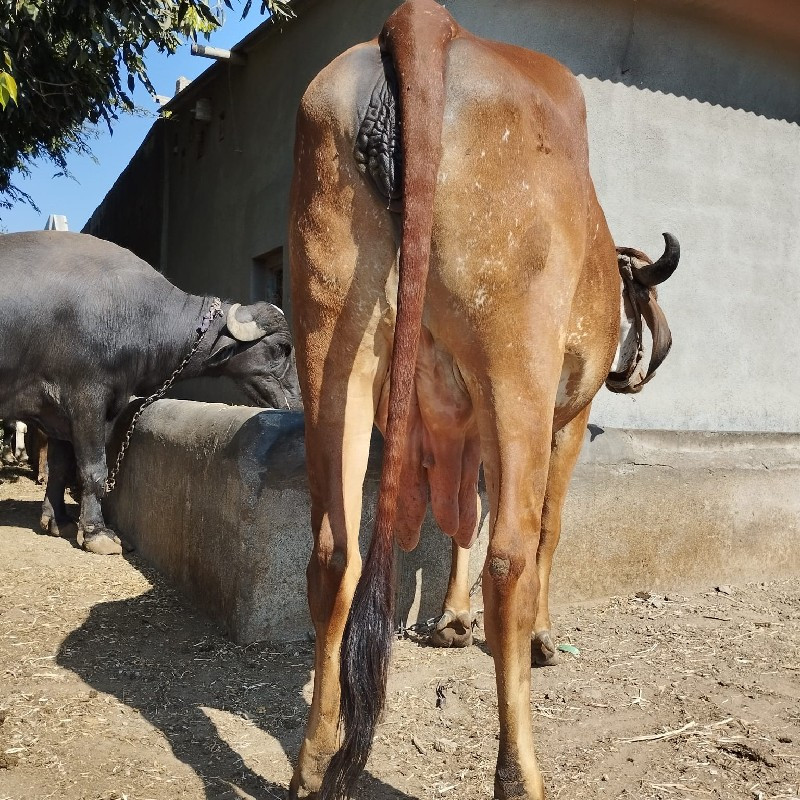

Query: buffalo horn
[226,303,267,342]
[633,232,680,287]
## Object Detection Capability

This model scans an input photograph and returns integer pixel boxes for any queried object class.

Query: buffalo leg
[531,404,591,667]
[39,438,78,538]
[70,415,122,556]
[26,426,49,485]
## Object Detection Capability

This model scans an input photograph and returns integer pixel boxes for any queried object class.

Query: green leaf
[0,72,18,108]
[557,643,580,656]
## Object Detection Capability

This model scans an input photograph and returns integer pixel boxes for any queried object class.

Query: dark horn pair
[632,232,680,287]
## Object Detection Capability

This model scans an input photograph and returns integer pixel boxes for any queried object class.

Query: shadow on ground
[56,556,414,800]
[0,495,83,551]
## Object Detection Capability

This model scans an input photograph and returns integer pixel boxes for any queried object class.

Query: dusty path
[0,471,798,800]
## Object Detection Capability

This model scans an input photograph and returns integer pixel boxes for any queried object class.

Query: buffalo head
[606,232,680,394]
[203,302,303,410]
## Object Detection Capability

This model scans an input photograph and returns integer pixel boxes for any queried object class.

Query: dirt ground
[0,469,798,800]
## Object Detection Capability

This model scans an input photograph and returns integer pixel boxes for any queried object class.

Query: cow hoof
[39,514,78,538]
[78,527,123,556]
[289,763,324,799]
[288,782,318,799]
[430,609,473,648]
[531,630,559,667]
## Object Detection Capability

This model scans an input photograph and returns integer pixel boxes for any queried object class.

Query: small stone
[601,774,609,782]
[0,753,18,769]
[716,585,733,596]
[433,737,457,754]
[635,590,652,601]
[778,735,793,744]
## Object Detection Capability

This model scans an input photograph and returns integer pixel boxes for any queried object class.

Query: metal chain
[104,298,223,495]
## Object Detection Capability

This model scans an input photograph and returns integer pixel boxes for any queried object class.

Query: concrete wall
[86,0,800,433]
[81,124,166,270]
[105,401,800,643]
[586,81,800,432]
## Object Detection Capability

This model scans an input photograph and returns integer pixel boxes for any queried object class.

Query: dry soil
[0,469,798,800]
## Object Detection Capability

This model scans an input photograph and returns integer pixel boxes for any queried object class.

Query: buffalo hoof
[78,526,123,556]
[531,630,559,667]
[430,609,473,648]
[39,514,78,539]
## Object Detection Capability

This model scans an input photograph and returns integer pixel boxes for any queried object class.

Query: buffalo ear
[203,339,239,369]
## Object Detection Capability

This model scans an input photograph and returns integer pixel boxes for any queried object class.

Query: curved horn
[633,232,680,287]
[226,303,267,342]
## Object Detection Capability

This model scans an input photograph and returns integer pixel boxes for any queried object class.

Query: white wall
[585,80,800,431]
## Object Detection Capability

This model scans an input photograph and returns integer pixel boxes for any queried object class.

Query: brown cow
[288,2,678,797]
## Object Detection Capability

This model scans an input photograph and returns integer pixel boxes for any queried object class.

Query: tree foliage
[0,0,293,212]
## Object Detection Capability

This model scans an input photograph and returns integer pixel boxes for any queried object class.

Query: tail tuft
[320,533,395,800]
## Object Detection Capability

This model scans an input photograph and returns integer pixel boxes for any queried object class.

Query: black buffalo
[0,231,302,554]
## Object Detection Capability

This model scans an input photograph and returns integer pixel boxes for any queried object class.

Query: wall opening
[251,247,284,307]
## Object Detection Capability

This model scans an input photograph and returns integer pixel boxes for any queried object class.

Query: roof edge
[161,0,318,113]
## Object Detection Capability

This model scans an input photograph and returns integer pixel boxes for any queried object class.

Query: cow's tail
[320,3,457,799]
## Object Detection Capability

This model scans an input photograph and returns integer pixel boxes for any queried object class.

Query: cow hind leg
[39,439,78,538]
[290,372,381,798]
[532,404,591,667]
[430,534,476,648]
[477,380,559,800]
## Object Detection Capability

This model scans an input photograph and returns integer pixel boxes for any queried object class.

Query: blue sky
[2,8,269,234]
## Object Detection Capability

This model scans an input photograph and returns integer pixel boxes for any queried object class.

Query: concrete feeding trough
[105,399,800,643]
